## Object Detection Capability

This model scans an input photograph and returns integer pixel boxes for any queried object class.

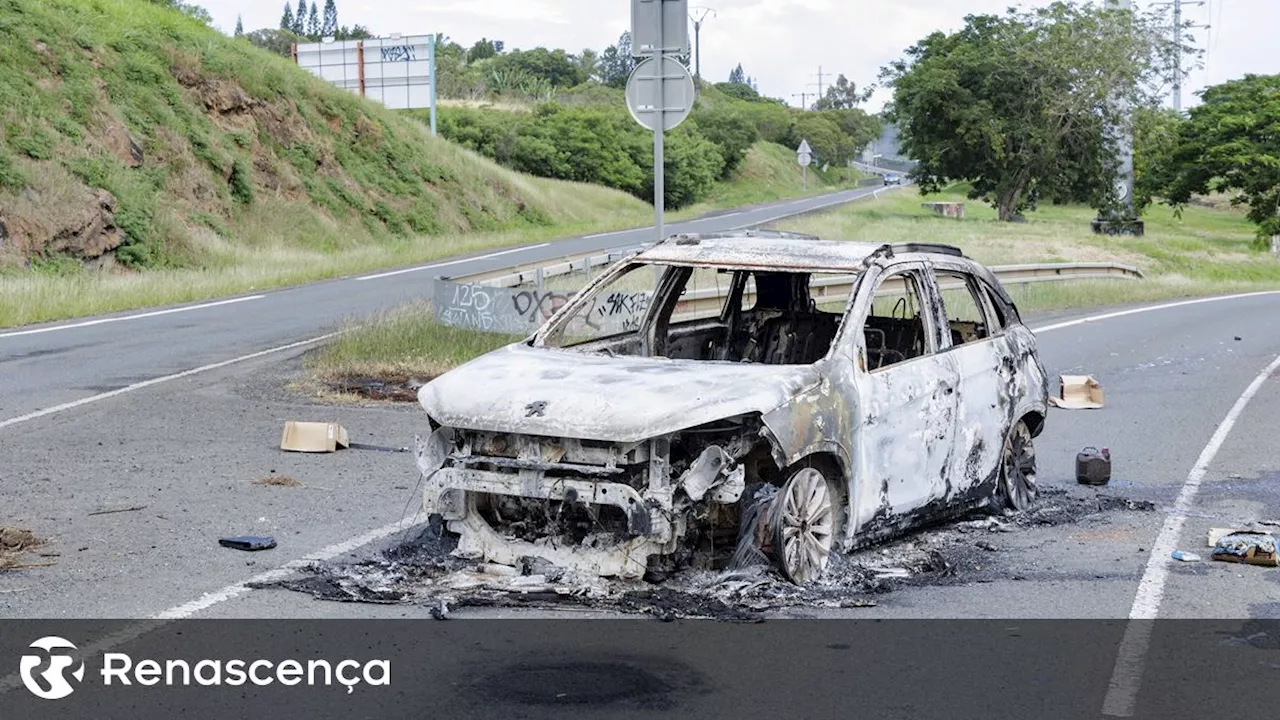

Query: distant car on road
[883,173,904,186]
[414,232,1049,585]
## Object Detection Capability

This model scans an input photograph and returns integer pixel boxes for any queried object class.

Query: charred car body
[415,232,1049,584]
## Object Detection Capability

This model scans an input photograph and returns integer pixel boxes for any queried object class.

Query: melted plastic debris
[255,489,1156,619]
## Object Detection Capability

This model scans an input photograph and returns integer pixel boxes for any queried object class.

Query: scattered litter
[280,422,349,453]
[1049,375,1105,410]
[976,540,998,552]
[252,474,304,488]
[1212,532,1278,567]
[87,505,147,516]
[218,536,277,552]
[872,567,911,579]
[1076,447,1112,486]
[1208,527,1274,548]
[348,443,409,453]
[1171,550,1201,562]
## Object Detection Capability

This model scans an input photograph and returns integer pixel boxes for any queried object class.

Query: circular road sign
[797,152,812,167]
[625,56,696,132]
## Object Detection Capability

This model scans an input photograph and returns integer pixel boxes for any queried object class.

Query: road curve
[0,185,890,427]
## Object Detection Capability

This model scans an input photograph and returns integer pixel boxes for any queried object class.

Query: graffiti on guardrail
[434,280,653,335]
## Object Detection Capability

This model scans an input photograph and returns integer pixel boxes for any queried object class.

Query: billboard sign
[294,35,437,118]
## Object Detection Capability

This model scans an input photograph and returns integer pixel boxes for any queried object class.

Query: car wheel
[996,420,1038,511]
[768,467,837,584]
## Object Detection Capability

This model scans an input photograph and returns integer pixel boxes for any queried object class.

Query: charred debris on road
[253,488,1156,620]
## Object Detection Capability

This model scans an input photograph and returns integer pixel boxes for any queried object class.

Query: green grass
[305,301,522,390]
[773,185,1280,313]
[0,0,658,326]
[680,142,871,214]
[312,185,1279,392]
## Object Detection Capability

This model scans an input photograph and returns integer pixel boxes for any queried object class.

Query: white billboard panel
[295,35,435,113]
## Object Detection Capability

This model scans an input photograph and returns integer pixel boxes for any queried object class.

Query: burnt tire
[768,467,838,585]
[996,419,1038,512]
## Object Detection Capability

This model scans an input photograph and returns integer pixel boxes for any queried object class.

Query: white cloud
[206,0,1280,111]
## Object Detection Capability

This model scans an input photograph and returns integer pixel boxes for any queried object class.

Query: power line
[809,65,827,101]
[792,92,813,110]
[689,6,716,82]
[1154,0,1210,112]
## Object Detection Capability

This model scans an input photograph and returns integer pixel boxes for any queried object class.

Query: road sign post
[796,139,812,190]
[628,0,692,244]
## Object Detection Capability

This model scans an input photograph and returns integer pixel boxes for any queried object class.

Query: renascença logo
[20,636,86,700]
[16,636,390,699]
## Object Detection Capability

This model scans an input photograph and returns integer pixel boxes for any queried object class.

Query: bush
[692,105,758,178]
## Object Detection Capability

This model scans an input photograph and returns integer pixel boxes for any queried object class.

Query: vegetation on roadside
[312,187,1276,397]
[305,301,521,391]
[0,0,653,279]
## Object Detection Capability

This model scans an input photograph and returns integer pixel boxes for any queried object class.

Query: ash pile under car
[413,231,1049,585]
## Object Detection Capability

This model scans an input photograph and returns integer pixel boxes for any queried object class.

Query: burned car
[414,232,1049,584]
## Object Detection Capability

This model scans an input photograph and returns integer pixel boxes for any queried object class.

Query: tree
[692,105,759,178]
[728,63,746,85]
[334,24,371,41]
[146,0,211,24]
[598,32,636,89]
[322,0,338,37]
[234,14,243,37]
[467,38,499,63]
[280,3,294,32]
[576,49,600,84]
[813,74,873,110]
[493,48,586,88]
[715,81,761,102]
[246,28,302,56]
[306,3,320,39]
[882,2,1183,221]
[1160,74,1280,244]
[1131,106,1185,212]
[293,0,307,35]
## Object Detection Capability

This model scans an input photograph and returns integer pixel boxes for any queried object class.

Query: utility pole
[809,65,826,103]
[689,6,715,83]
[1155,0,1209,112]
[792,92,812,110]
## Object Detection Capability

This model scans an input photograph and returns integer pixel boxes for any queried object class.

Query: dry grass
[252,474,304,488]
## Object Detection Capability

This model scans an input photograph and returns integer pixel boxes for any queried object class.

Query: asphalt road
[0,185,890,425]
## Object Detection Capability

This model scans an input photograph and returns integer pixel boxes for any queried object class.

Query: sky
[206,0,1279,113]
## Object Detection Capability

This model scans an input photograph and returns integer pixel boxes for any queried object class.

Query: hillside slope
[0,0,646,272]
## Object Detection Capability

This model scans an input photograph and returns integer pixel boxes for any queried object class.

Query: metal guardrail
[433,257,1145,335]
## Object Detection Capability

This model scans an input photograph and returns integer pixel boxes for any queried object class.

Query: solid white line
[354,244,550,281]
[0,295,264,340]
[1101,351,1280,717]
[155,517,417,619]
[0,516,419,697]
[0,333,340,432]
[1032,291,1280,334]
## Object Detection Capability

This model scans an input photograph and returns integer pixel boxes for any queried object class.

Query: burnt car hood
[419,343,823,443]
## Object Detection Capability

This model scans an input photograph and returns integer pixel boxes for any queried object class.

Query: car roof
[633,232,967,273]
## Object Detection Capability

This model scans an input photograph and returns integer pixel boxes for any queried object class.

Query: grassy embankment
[0,0,856,328]
[308,185,1277,397]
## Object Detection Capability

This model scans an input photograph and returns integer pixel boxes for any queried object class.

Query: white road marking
[0,333,340,431]
[155,517,417,619]
[1032,291,1280,334]
[1101,351,1280,717]
[0,295,264,340]
[354,244,549,281]
[0,516,419,697]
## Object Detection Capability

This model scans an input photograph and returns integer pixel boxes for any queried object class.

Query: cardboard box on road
[280,422,349,453]
[1049,375,1105,410]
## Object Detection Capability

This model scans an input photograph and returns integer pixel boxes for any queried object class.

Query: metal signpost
[627,0,693,243]
[796,139,812,190]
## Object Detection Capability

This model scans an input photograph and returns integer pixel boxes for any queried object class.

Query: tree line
[882,1,1278,244]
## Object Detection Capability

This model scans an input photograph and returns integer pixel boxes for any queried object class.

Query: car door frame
[930,260,1017,500]
[840,258,962,540]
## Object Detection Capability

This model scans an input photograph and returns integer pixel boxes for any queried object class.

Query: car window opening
[863,272,930,370]
[541,264,847,366]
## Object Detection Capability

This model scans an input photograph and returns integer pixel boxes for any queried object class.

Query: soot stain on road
[468,656,700,711]
[253,488,1157,619]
